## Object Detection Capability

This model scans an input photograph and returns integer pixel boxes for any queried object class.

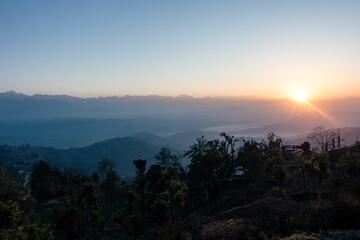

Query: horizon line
[1,90,359,101]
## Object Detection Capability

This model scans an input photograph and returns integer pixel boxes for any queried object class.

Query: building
[328,141,360,162]
[282,144,316,161]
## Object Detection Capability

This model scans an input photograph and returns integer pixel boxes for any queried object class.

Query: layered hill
[0,135,183,176]
[2,91,360,149]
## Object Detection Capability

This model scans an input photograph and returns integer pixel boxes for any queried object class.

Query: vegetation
[0,169,54,240]
[1,131,360,239]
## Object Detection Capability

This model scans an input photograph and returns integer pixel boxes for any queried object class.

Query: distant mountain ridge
[0,91,198,101]
[1,91,360,149]
[0,91,29,100]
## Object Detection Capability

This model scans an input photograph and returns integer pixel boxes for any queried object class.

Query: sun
[291,90,308,103]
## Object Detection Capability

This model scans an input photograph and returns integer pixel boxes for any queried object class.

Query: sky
[1,0,359,99]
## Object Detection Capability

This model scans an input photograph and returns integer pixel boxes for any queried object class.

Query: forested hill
[0,135,182,176]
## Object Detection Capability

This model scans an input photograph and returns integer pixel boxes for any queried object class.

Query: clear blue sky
[1,0,359,98]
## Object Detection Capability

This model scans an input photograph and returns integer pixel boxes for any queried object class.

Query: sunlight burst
[291,90,308,103]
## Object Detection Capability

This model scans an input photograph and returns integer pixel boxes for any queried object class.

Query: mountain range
[1,91,360,149]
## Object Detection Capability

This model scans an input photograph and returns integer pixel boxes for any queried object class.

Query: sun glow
[287,89,333,121]
[291,90,308,103]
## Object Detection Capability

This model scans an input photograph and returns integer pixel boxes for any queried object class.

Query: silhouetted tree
[309,151,330,200]
[113,189,143,239]
[300,141,311,152]
[133,159,147,214]
[97,157,116,181]
[307,126,337,150]
[155,147,178,168]
[90,172,100,186]
[219,132,239,179]
[54,181,99,240]
[265,153,288,199]
[185,137,222,204]
[0,169,22,202]
[101,170,119,200]
[237,140,262,201]
[151,166,187,224]
[296,157,311,193]
[339,151,360,193]
[264,132,282,159]
[30,161,56,201]
[147,164,163,194]
[133,159,146,179]
[0,201,54,240]
[78,182,100,239]
[64,168,76,204]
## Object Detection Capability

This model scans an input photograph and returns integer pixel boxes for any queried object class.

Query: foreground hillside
[281,230,360,240]
[1,132,360,239]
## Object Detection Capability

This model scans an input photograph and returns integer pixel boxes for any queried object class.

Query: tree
[0,201,54,240]
[300,141,311,152]
[133,159,147,214]
[0,168,53,239]
[309,151,331,200]
[185,137,223,204]
[264,132,282,159]
[155,147,178,168]
[0,169,22,202]
[339,151,360,193]
[53,205,82,240]
[236,140,262,201]
[113,189,143,239]
[53,182,100,240]
[133,159,147,179]
[90,172,99,186]
[151,166,187,224]
[97,157,116,181]
[296,157,311,193]
[78,182,100,239]
[265,153,288,199]
[147,164,163,194]
[30,161,56,201]
[219,132,239,179]
[101,170,119,200]
[307,126,337,150]
[64,168,76,204]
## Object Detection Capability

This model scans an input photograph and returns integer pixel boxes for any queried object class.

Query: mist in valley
[1,91,360,148]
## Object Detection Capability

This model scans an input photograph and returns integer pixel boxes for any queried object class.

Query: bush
[291,195,360,233]
[156,221,191,240]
